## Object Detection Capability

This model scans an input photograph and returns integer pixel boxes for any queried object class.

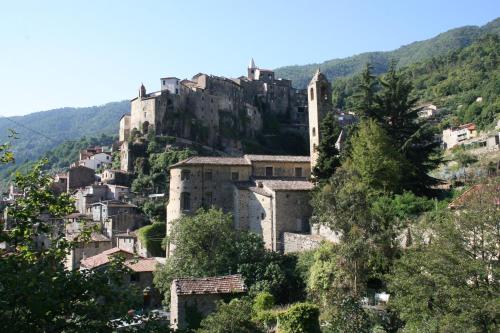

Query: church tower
[308,69,332,171]
[248,58,257,80]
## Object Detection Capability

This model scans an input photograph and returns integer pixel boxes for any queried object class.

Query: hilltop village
[1,59,498,331]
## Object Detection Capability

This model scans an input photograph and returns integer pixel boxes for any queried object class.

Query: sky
[0,0,498,116]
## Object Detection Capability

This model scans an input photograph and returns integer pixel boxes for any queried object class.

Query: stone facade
[170,274,246,331]
[283,232,324,254]
[307,69,333,171]
[123,60,308,157]
[166,155,312,254]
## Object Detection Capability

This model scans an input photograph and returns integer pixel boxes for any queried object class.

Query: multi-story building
[442,123,478,149]
[119,60,309,172]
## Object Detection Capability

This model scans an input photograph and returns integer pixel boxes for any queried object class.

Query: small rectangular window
[205,192,213,206]
[181,170,191,181]
[231,172,239,181]
[295,167,302,177]
[265,167,273,177]
[181,192,191,211]
[205,170,213,181]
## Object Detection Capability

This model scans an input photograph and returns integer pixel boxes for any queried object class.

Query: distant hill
[275,18,500,88]
[0,100,129,181]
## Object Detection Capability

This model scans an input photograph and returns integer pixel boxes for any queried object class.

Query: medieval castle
[118,61,339,254]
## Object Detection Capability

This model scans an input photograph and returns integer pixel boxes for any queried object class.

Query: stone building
[170,274,247,331]
[119,60,308,172]
[53,166,96,193]
[308,69,333,170]
[165,155,312,254]
[65,232,112,270]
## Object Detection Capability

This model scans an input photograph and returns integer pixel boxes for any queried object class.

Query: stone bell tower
[307,69,332,171]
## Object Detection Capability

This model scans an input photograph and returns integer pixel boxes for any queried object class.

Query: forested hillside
[0,134,117,189]
[275,18,500,88]
[0,100,128,174]
[332,35,500,130]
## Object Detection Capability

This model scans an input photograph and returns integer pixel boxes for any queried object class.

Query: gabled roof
[244,154,310,163]
[170,156,250,168]
[172,274,247,296]
[90,200,136,208]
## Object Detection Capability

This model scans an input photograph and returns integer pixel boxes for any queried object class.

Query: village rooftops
[244,154,310,163]
[80,247,159,272]
[448,184,500,209]
[170,154,311,168]
[172,274,247,295]
[235,179,314,196]
[90,200,136,208]
[65,212,92,219]
[66,232,110,242]
[170,156,250,168]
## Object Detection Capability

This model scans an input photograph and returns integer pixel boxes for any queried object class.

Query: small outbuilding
[170,274,247,330]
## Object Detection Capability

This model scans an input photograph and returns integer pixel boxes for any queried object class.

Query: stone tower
[307,69,332,171]
[139,83,146,98]
[248,58,256,80]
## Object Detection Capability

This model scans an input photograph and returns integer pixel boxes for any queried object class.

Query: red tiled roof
[448,184,500,209]
[126,258,159,272]
[172,274,247,295]
[80,247,135,269]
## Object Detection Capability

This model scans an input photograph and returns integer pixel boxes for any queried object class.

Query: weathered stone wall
[65,240,112,270]
[251,161,311,178]
[167,165,252,225]
[119,115,131,142]
[170,292,223,331]
[273,190,313,252]
[68,166,95,191]
[283,232,323,254]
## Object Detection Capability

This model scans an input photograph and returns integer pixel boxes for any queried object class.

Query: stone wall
[170,292,222,331]
[251,161,311,178]
[273,190,313,252]
[283,232,323,254]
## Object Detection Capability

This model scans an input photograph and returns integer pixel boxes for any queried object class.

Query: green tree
[313,112,342,180]
[354,63,378,119]
[375,62,441,193]
[197,298,262,333]
[154,209,307,306]
[0,160,143,332]
[347,119,405,193]
[389,180,500,332]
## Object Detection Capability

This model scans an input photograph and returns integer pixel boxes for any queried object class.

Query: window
[261,212,266,219]
[130,273,140,282]
[181,170,191,181]
[144,112,147,118]
[181,192,191,211]
[265,167,273,177]
[312,127,316,137]
[162,80,165,85]
[231,172,239,181]
[204,169,213,181]
[310,87,314,100]
[295,167,302,177]
[321,85,327,100]
[204,192,213,206]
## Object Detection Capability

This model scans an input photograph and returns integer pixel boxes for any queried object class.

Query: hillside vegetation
[275,18,499,88]
[332,35,500,130]
[0,100,129,166]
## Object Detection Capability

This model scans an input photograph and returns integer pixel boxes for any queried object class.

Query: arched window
[321,85,327,100]
[310,87,314,101]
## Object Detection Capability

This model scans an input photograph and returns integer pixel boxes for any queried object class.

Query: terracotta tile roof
[261,179,314,191]
[65,212,92,219]
[170,156,250,168]
[172,274,247,295]
[90,200,136,208]
[244,154,310,163]
[234,181,272,197]
[80,247,135,270]
[126,258,159,272]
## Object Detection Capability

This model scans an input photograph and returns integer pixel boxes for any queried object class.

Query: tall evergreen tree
[313,112,342,180]
[374,61,441,193]
[354,63,377,119]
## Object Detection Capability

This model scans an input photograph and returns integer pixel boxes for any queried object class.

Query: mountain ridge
[274,18,500,88]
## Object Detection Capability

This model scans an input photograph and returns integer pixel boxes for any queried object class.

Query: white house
[442,123,477,149]
[78,152,112,171]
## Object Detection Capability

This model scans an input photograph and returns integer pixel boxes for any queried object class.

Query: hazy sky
[0,0,498,116]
